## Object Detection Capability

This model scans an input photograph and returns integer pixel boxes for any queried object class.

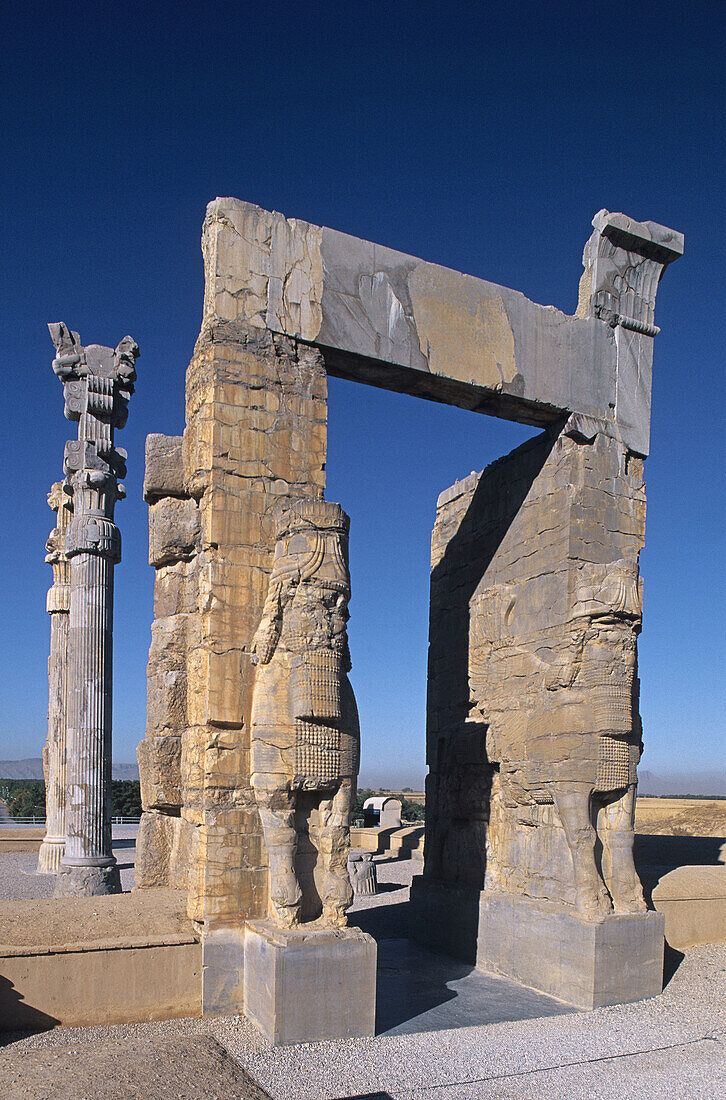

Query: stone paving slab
[375,938,573,1035]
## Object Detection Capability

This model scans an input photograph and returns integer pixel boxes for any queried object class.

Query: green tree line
[0,779,142,819]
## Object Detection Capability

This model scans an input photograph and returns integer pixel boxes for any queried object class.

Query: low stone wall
[0,939,201,1028]
[0,828,45,853]
[350,826,424,857]
[0,888,201,1028]
[652,866,726,950]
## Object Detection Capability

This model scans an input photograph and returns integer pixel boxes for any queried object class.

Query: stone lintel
[200,197,682,454]
[321,344,564,428]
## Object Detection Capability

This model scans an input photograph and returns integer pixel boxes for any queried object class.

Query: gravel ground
[0,1034,272,1100]
[1,853,724,1099]
[0,827,138,899]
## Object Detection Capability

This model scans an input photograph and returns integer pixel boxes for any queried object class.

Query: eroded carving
[469,557,646,919]
[577,209,684,335]
[250,499,359,927]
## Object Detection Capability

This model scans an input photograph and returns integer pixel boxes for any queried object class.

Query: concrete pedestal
[410,879,665,1009]
[243,921,376,1045]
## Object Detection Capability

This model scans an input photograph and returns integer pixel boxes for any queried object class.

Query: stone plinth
[476,894,665,1009]
[411,880,664,1008]
[243,921,376,1045]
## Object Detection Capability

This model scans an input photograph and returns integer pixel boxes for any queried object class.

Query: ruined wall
[136,433,197,894]
[137,325,326,928]
[424,419,647,914]
[136,198,680,942]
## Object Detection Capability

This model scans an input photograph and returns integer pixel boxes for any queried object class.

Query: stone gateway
[134,198,681,1033]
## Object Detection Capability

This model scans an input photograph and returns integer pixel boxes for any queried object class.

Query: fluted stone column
[48,322,138,898]
[38,481,73,873]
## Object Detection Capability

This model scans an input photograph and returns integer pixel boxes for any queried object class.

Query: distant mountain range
[359,768,726,798]
[1,760,721,795]
[0,758,139,781]
[635,769,726,797]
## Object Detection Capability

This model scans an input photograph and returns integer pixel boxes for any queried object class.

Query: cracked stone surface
[135,200,681,1023]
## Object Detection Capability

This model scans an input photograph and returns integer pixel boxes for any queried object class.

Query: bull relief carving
[469,557,646,919]
[250,499,359,928]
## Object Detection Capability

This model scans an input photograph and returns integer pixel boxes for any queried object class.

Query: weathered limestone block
[651,866,726,950]
[146,615,189,734]
[424,427,648,921]
[135,811,191,890]
[201,199,681,455]
[138,735,182,811]
[243,922,376,1044]
[149,497,201,567]
[144,434,185,502]
[182,330,328,936]
[153,558,199,619]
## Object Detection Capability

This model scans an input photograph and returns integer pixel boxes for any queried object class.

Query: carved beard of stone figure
[250,501,359,927]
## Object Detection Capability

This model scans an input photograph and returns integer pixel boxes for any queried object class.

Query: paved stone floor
[1,852,724,1098]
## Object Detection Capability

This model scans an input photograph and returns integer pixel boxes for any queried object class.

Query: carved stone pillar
[38,480,73,873]
[48,322,138,897]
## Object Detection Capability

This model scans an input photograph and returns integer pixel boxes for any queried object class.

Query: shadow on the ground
[663,941,686,990]
[350,897,573,1036]
[333,1093,394,1099]
[349,897,410,941]
[349,900,461,1029]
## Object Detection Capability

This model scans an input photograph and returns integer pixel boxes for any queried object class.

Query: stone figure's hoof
[575,886,612,920]
[612,888,648,914]
[270,868,302,912]
[271,904,301,928]
[322,902,348,927]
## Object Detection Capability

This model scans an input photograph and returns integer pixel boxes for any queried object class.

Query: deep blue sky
[1,1,723,789]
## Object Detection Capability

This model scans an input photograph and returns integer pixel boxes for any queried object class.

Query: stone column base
[54,864,122,897]
[37,837,65,874]
[243,921,377,1045]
